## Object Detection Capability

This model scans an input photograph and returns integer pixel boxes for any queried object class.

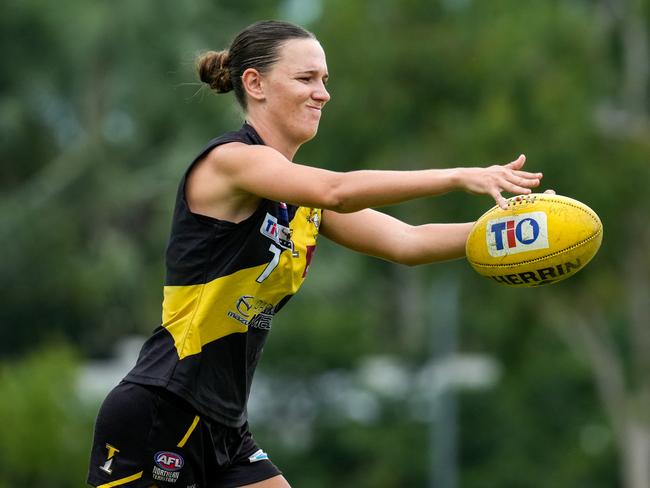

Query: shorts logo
[248,449,269,463]
[486,212,549,257]
[154,451,184,472]
[99,443,120,474]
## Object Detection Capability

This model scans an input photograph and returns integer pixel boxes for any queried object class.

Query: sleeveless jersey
[125,123,321,427]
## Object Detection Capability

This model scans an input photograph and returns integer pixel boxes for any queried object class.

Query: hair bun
[197,50,233,93]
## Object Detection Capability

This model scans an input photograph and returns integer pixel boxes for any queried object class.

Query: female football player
[88,20,544,488]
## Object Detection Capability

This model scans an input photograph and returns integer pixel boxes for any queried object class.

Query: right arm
[189,143,542,217]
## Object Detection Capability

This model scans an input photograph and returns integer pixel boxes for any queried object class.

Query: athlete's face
[260,38,330,145]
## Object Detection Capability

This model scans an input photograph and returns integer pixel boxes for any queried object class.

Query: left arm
[320,209,473,266]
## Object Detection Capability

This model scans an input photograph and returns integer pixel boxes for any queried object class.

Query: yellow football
[466,194,603,287]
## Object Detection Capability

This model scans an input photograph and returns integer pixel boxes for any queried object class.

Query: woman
[87,20,544,488]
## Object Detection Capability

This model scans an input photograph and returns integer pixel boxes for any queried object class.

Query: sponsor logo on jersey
[248,312,273,330]
[486,212,549,257]
[248,449,270,463]
[261,213,294,251]
[235,295,255,317]
[227,296,275,330]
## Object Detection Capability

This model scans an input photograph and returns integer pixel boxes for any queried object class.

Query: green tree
[0,345,95,488]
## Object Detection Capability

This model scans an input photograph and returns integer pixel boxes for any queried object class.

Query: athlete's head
[197,20,318,109]
[197,20,330,145]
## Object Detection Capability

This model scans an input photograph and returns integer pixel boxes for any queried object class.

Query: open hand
[461,155,543,209]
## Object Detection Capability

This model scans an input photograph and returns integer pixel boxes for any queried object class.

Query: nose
[313,82,330,104]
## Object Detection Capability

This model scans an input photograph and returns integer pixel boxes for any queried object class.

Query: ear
[241,68,266,102]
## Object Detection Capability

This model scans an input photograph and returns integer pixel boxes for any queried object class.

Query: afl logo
[154,451,184,472]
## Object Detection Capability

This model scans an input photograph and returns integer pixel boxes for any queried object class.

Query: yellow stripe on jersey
[97,471,143,488]
[162,206,320,360]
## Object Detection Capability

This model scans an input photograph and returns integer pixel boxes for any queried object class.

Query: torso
[124,124,322,427]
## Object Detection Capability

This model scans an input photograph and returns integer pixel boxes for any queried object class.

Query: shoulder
[203,143,286,176]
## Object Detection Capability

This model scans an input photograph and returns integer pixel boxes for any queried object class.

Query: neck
[245,115,300,161]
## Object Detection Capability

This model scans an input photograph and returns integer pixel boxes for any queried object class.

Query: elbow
[320,178,356,213]
[380,252,425,267]
[320,192,347,213]
[395,253,458,267]
[405,258,425,267]
[386,227,426,266]
[327,199,357,214]
[395,254,426,267]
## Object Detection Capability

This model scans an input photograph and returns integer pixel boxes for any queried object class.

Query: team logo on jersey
[260,213,294,252]
[99,443,120,475]
[307,208,320,230]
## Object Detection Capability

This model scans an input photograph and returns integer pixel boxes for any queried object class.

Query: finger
[507,175,541,189]
[513,170,543,179]
[503,182,535,195]
[505,154,526,170]
[492,190,509,209]
[543,189,556,194]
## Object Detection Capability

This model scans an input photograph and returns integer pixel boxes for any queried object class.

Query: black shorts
[87,381,281,488]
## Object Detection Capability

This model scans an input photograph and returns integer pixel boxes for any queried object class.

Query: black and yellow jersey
[125,123,321,427]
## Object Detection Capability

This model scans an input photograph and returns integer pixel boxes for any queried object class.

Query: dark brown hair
[196,20,315,109]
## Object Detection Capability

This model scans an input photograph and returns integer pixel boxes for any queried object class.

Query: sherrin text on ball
[466,194,603,287]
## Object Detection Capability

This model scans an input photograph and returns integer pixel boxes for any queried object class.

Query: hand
[461,154,543,209]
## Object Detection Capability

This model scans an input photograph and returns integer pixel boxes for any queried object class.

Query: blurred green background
[1,0,649,487]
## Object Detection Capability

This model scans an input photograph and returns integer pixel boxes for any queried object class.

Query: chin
[294,123,320,144]
[304,127,319,142]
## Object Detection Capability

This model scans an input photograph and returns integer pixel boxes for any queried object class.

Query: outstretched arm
[320,208,474,266]
[194,144,542,214]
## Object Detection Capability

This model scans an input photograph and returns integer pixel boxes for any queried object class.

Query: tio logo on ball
[486,212,549,257]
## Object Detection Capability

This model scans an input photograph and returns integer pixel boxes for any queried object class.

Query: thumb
[506,154,526,169]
